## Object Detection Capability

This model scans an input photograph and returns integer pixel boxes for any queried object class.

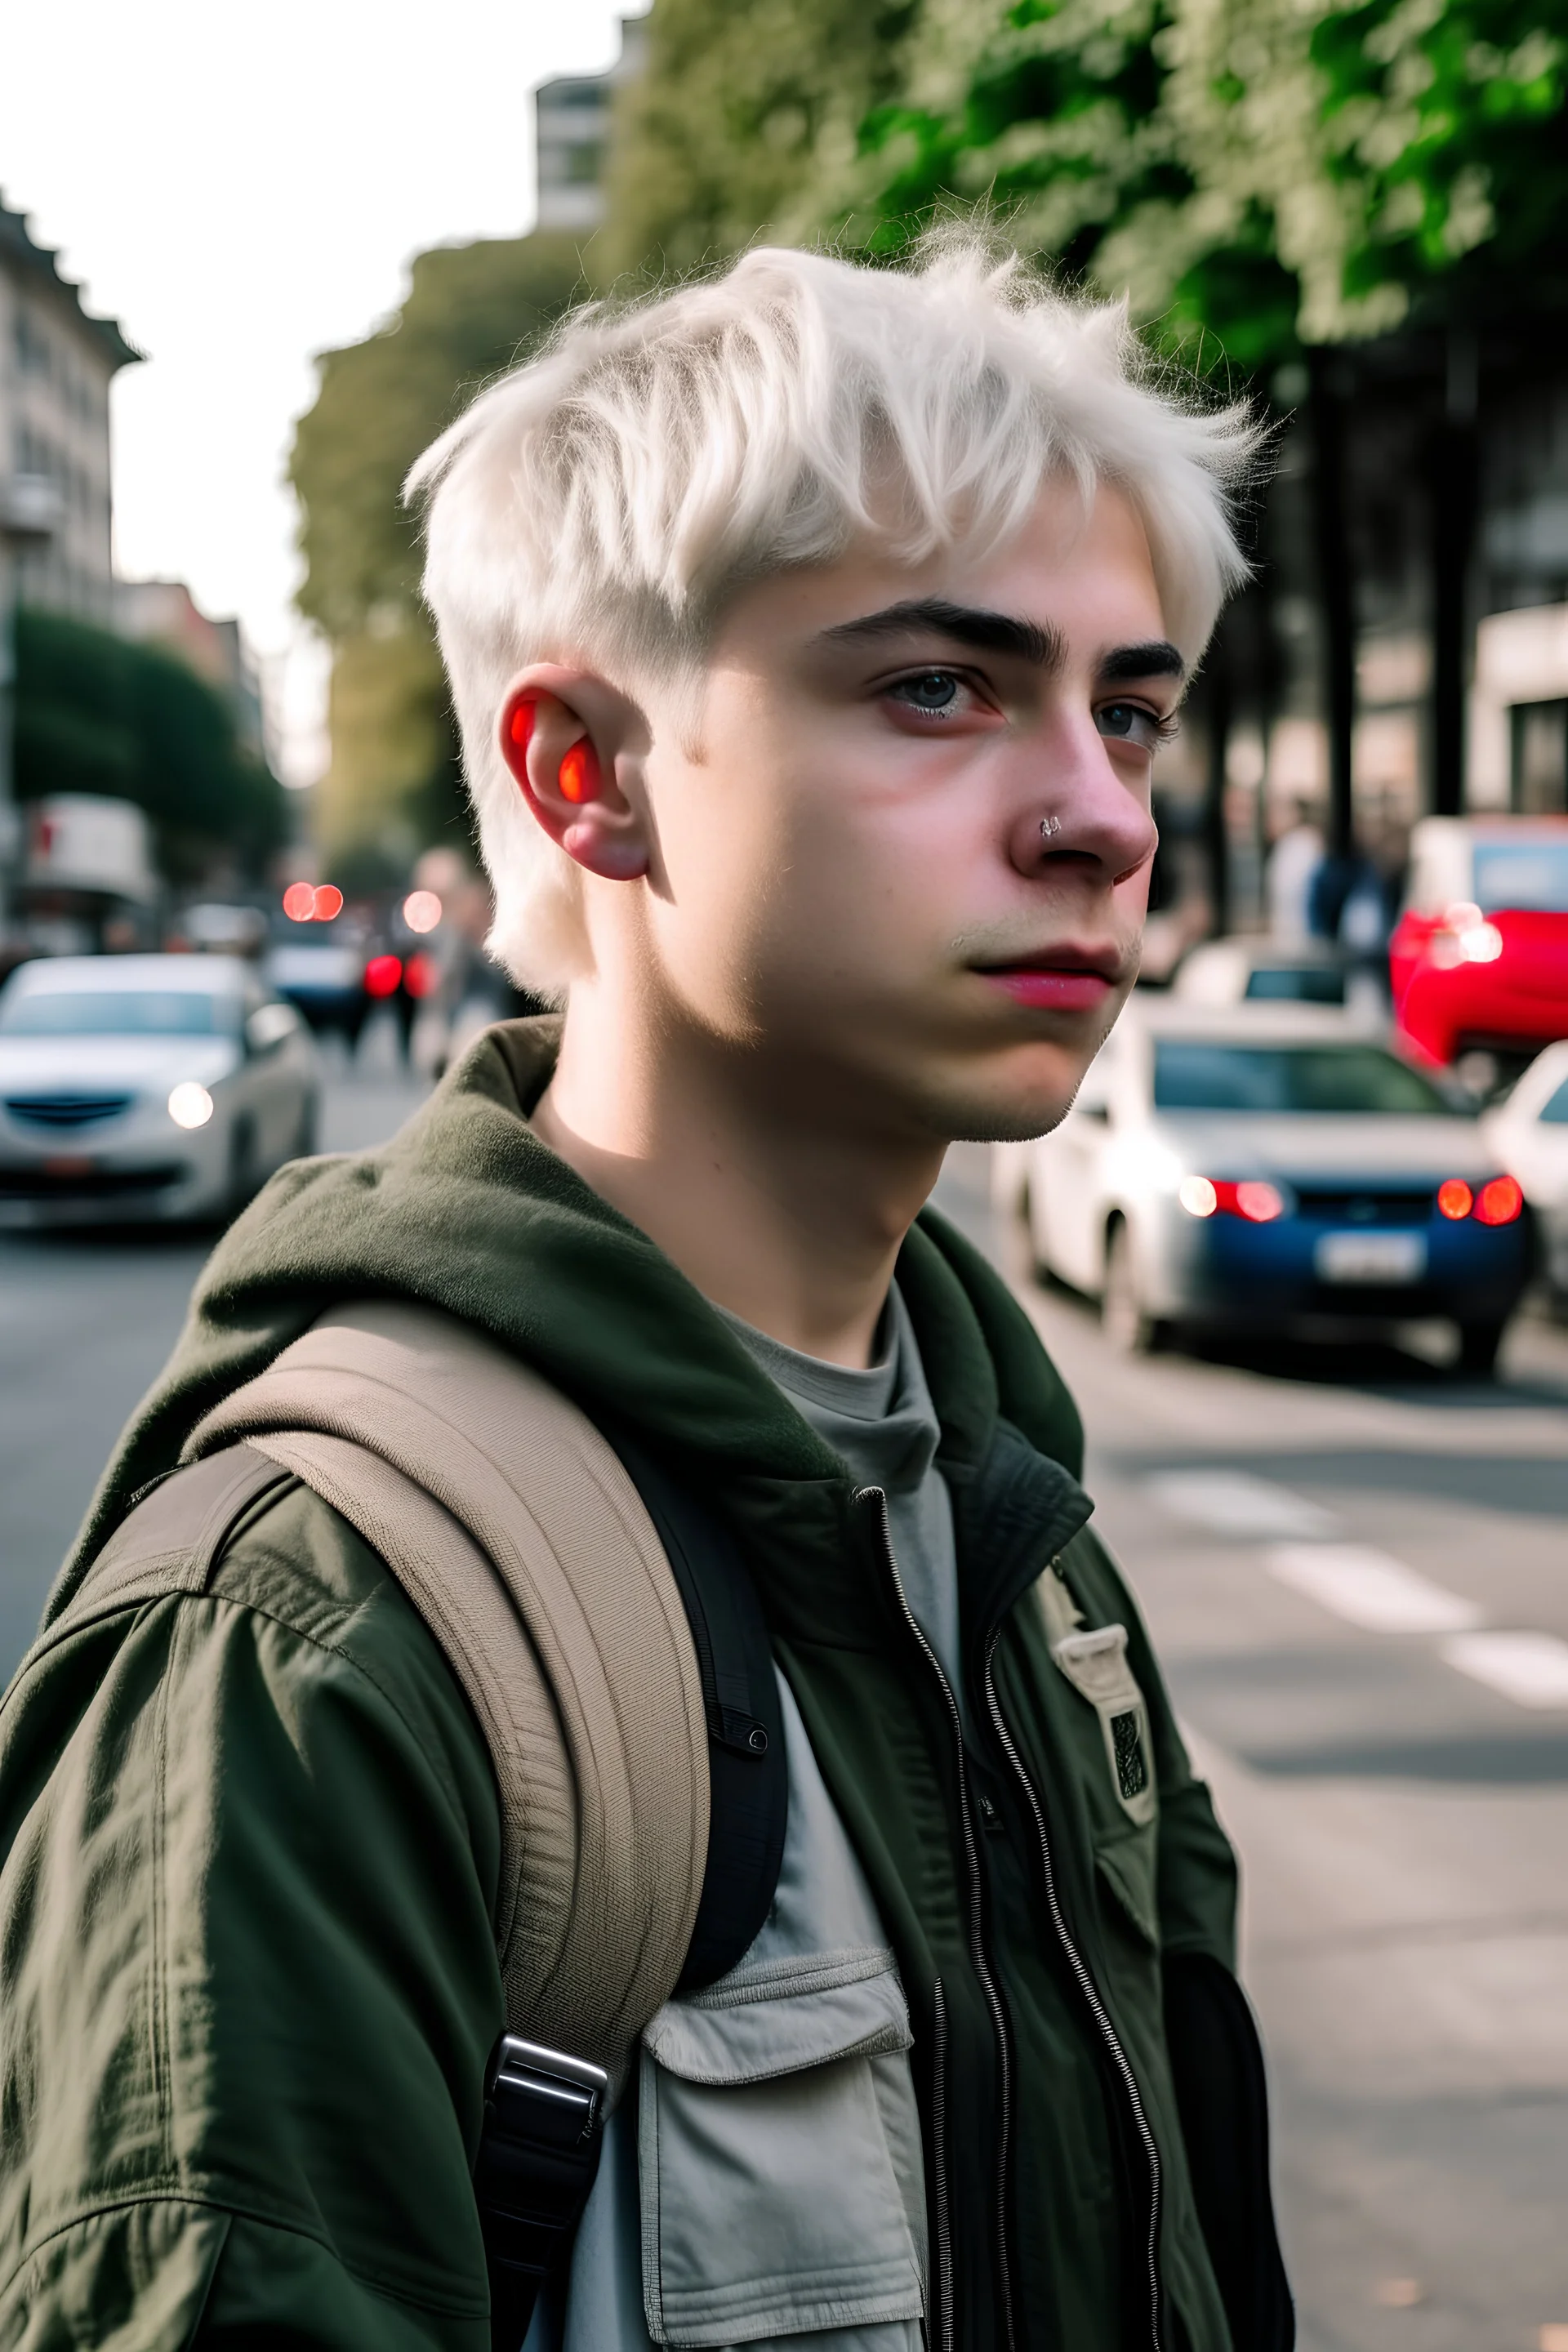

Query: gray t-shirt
[720,1285,964,1709]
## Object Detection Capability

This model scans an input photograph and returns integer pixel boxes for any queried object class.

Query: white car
[1172,936,1365,1010]
[1482,1039,1568,1299]
[1022,997,1532,1372]
[0,954,318,1227]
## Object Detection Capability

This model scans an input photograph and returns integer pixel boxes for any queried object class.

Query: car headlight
[168,1081,215,1129]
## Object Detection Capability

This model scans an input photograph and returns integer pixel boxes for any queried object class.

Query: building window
[14,310,51,379]
[1511,700,1568,814]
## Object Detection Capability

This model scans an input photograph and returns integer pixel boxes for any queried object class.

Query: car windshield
[0,989,235,1037]
[1541,1077,1568,1125]
[1472,842,1568,914]
[1243,966,1348,1004]
[1154,1040,1455,1116]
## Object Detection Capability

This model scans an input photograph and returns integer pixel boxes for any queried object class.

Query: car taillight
[283,881,345,923]
[1437,1174,1523,1225]
[1178,1176,1285,1222]
[1476,1174,1523,1226]
[403,950,437,1000]
[364,953,403,997]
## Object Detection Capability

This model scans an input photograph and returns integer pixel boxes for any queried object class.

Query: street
[2,1059,1567,2350]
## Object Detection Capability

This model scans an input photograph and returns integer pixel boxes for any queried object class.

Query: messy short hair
[409,235,1260,991]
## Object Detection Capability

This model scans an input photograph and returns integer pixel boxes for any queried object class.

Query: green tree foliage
[599,0,923,278]
[293,231,586,638]
[14,608,285,882]
[289,232,585,862]
[832,0,1567,368]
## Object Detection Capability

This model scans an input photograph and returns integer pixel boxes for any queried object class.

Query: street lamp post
[0,474,64,943]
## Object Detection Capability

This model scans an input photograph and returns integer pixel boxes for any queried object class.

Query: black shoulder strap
[604,1430,788,1992]
[479,1429,789,2351]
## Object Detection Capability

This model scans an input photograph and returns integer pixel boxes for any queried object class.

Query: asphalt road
[2,1054,1566,2350]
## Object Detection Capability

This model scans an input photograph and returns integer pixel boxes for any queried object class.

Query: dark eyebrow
[1098,640,1185,684]
[818,598,1063,669]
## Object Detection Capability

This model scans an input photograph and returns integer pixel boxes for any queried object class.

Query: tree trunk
[1201,626,1232,938]
[1430,331,1479,818]
[1307,353,1356,860]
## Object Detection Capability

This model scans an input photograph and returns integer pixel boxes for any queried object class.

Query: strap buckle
[488,2035,608,2150]
[476,2038,611,2351]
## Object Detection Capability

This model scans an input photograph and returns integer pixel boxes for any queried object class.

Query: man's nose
[1004,717,1159,887]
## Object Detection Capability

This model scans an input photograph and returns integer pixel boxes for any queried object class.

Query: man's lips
[973,950,1123,1013]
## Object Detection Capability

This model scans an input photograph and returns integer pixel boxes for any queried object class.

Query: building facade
[0,195,138,624]
[533,14,648,232]
[114,577,266,760]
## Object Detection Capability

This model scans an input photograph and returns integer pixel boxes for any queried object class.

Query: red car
[1390,817,1568,1069]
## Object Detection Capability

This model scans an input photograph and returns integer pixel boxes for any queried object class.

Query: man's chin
[942,1099,1072,1147]
[906,1059,1085,1147]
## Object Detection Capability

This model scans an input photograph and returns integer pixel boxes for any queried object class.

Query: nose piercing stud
[1040,815,1062,840]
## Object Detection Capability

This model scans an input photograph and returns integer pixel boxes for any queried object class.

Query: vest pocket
[638,1947,927,2349]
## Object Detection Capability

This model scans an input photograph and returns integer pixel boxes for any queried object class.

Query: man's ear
[498,666,651,882]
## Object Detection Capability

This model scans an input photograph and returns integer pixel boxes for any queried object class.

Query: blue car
[1025,1000,1531,1374]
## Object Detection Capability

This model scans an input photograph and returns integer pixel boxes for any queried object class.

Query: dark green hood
[56,1018,1082,1625]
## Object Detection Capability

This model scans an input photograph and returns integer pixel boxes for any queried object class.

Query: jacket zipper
[930,1976,953,2352]
[982,1618,1164,2352]
[861,1487,1016,2352]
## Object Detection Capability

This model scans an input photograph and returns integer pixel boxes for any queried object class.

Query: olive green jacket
[0,1022,1262,2351]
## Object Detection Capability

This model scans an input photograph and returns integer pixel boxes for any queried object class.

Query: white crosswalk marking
[1144,1467,1568,1711]
[1441,1633,1568,1711]
[1143,1469,1339,1539]
[1265,1544,1484,1635]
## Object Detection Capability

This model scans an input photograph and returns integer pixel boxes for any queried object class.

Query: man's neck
[530,986,944,1370]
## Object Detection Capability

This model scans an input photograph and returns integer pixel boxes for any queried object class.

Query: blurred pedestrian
[1266,795,1325,942]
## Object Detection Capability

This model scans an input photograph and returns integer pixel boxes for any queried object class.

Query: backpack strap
[182,1298,712,2097]
[63,1298,785,2349]
[46,1446,296,1637]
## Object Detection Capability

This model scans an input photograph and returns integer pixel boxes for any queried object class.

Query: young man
[0,240,1285,2350]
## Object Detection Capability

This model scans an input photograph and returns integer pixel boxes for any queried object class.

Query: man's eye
[1097,702,1166,752]
[889,670,963,715]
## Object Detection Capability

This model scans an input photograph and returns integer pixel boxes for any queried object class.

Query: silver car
[1024,998,1532,1373]
[1483,1038,1568,1302]
[0,954,318,1227]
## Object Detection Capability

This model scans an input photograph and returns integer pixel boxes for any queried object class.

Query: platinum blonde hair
[408,234,1260,991]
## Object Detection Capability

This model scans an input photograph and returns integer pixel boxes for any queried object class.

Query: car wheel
[1455,1318,1505,1379]
[1102,1221,1162,1356]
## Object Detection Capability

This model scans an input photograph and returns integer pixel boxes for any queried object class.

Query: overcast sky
[2,0,644,779]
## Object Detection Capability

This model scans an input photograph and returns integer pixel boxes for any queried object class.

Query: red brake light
[1437,1178,1473,1220]
[1476,1174,1523,1226]
[403,950,436,1000]
[1179,1177,1285,1222]
[313,884,345,920]
[282,881,315,922]
[364,953,403,998]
